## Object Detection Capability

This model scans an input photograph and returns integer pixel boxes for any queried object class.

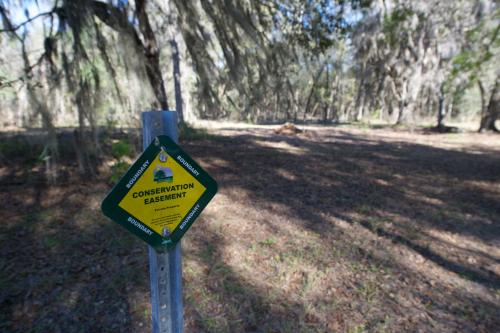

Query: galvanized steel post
[142,110,183,333]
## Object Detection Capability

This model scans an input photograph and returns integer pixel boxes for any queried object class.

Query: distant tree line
[0,0,498,177]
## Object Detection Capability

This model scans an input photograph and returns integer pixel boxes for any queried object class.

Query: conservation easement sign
[101,135,217,249]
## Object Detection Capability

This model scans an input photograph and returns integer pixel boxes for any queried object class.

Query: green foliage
[383,7,415,46]
[179,123,212,141]
[0,0,497,128]
[43,235,61,248]
[110,160,130,184]
[259,237,277,247]
[448,8,499,97]
[0,138,40,164]
[109,138,134,183]
[383,8,414,31]
[452,51,474,74]
[111,140,132,159]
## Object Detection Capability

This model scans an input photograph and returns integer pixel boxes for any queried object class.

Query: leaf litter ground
[0,125,499,332]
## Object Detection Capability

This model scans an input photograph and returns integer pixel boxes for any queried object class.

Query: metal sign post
[143,110,183,333]
[102,109,216,331]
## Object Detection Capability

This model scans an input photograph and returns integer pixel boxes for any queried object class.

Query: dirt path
[1,126,499,332]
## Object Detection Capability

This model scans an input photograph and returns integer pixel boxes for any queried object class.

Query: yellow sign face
[119,151,206,236]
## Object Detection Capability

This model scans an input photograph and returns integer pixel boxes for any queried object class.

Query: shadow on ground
[1,127,499,332]
[0,182,150,332]
[181,128,500,331]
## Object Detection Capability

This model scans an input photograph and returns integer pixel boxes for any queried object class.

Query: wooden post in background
[142,110,183,333]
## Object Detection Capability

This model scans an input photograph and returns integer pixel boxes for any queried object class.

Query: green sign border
[101,135,218,250]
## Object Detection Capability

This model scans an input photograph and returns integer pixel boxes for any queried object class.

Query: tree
[1,0,497,134]
[449,1,499,132]
[479,74,499,132]
[351,0,497,128]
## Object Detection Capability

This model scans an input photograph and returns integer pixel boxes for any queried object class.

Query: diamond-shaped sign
[101,135,217,249]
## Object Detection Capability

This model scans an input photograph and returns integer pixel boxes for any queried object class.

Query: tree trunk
[396,79,417,125]
[304,66,324,121]
[90,0,169,110]
[135,0,169,110]
[275,86,281,121]
[396,31,426,126]
[397,102,410,125]
[335,71,343,122]
[75,85,96,177]
[170,37,184,123]
[371,73,386,116]
[285,78,295,121]
[479,76,499,132]
[355,61,366,122]
[20,38,58,183]
[437,84,446,129]
[396,80,409,124]
[355,76,365,121]
[322,104,329,123]
[478,79,486,117]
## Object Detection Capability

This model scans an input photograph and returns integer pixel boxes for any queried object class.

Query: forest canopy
[0,0,498,135]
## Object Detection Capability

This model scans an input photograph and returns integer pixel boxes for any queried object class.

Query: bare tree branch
[0,8,55,33]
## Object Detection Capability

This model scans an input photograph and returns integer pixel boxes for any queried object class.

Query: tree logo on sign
[153,166,173,183]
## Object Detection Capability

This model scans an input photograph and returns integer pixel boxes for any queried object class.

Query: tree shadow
[1,127,499,332]
[183,219,318,332]
[183,129,500,289]
[0,181,148,333]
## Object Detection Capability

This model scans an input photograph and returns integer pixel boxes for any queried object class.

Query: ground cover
[0,125,499,332]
